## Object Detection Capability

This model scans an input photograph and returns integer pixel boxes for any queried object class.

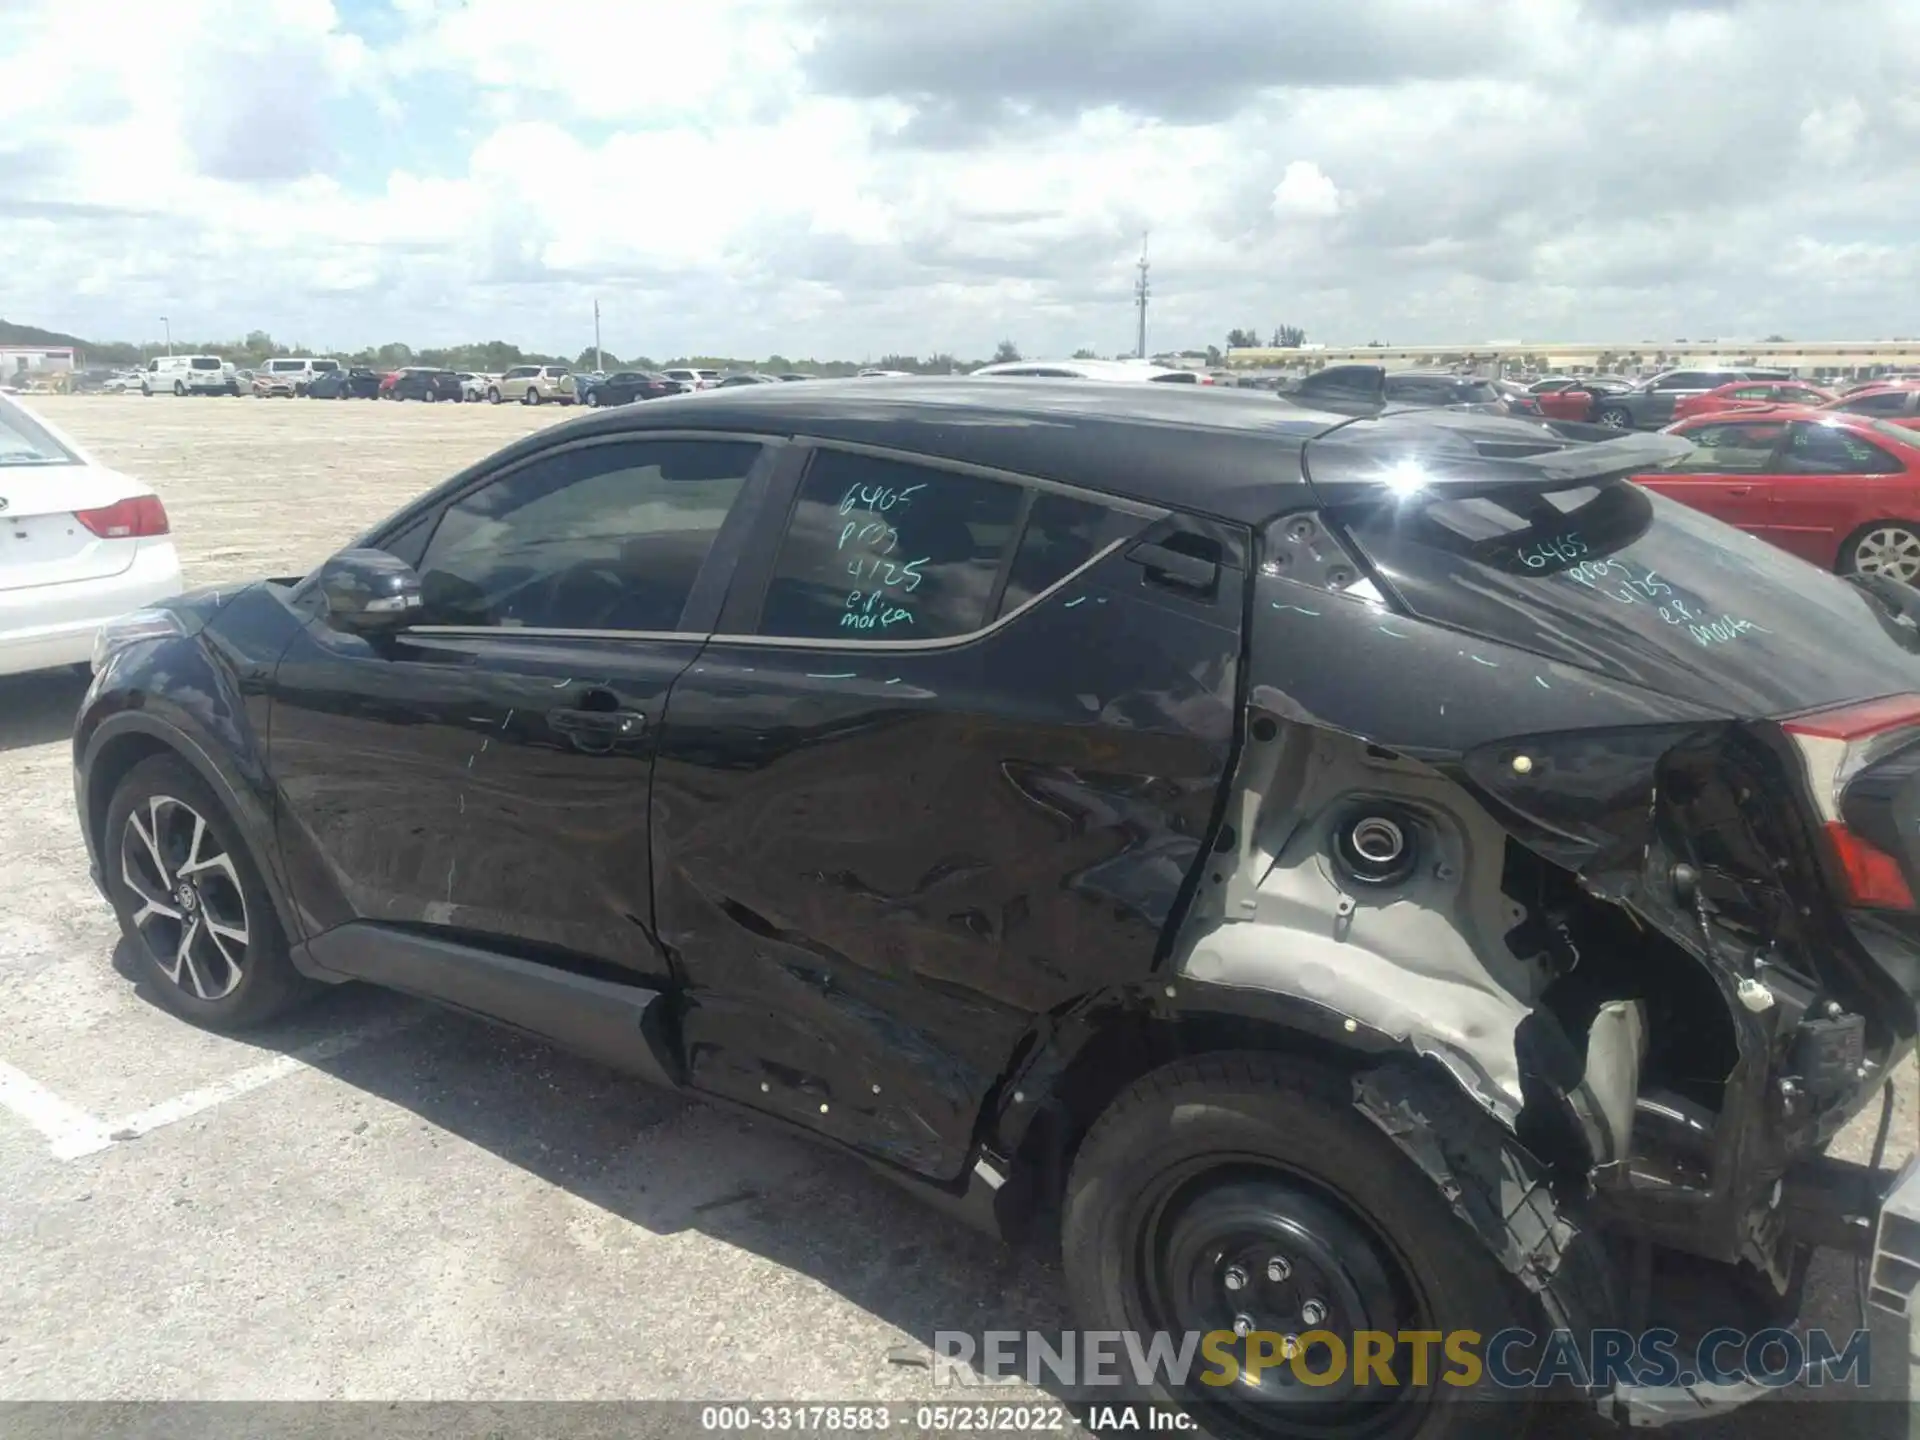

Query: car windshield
[1327,473,1920,713]
[0,399,78,465]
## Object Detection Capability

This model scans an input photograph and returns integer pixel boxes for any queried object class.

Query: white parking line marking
[0,1060,112,1158]
[41,1008,426,1161]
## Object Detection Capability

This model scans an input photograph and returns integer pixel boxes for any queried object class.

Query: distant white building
[0,346,76,378]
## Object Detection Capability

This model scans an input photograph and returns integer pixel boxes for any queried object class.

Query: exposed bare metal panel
[1175,720,1547,1122]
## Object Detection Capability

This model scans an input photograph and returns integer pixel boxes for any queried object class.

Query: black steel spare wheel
[104,754,312,1029]
[1063,1054,1536,1440]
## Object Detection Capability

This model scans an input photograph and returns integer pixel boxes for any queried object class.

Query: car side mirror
[317,548,423,634]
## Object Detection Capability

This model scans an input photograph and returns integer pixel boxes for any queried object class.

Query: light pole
[160,317,172,356]
[593,299,603,374]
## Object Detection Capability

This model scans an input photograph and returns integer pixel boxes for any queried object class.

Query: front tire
[103,754,314,1031]
[1063,1055,1534,1440]
[1840,521,1920,583]
[1595,405,1630,429]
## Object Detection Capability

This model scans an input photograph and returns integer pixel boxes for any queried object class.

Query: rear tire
[523,386,541,405]
[487,386,502,404]
[1063,1054,1536,1440]
[172,381,186,397]
[1839,521,1920,583]
[102,755,315,1031]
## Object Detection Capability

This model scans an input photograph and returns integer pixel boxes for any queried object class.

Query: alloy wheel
[1597,408,1628,428]
[119,794,250,1001]
[1853,525,1920,583]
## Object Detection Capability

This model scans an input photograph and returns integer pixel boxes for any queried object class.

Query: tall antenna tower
[1134,231,1151,359]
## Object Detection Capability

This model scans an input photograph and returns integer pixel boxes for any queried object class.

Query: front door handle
[548,707,646,753]
[1725,486,1753,496]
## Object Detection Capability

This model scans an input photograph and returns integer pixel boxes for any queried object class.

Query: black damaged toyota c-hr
[73,378,1920,1434]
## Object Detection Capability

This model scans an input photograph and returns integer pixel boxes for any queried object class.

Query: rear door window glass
[997,491,1149,617]
[1781,422,1901,475]
[757,450,1024,640]
[1840,391,1913,416]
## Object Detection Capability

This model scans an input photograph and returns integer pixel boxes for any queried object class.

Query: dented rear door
[653,443,1245,1179]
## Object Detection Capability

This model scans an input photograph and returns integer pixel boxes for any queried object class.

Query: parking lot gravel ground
[0,395,1915,1435]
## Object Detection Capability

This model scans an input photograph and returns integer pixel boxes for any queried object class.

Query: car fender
[75,590,307,948]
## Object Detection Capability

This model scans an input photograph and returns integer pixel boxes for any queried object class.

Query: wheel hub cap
[120,795,250,1001]
[1856,527,1920,582]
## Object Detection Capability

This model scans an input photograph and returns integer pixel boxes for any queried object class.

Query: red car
[1635,406,1920,580]
[1821,381,1920,430]
[1525,376,1635,422]
[1670,378,1835,422]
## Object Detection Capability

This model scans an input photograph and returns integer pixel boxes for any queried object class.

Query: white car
[970,358,1203,383]
[661,367,721,390]
[459,372,493,402]
[141,355,238,396]
[0,394,183,677]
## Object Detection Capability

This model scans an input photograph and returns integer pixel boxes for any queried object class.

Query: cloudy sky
[4,0,1917,360]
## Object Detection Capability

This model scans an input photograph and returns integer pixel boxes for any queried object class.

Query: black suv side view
[74,379,1920,1435]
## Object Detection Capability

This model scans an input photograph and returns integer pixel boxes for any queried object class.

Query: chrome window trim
[710,532,1141,653]
[402,627,700,643]
[788,435,1167,520]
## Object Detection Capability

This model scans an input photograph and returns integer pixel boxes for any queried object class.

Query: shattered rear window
[1327,476,1920,712]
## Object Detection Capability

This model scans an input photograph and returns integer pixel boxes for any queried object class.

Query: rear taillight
[74,495,169,539]
[1784,695,1920,909]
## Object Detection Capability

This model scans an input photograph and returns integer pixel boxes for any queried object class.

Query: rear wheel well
[1005,1009,1381,1228]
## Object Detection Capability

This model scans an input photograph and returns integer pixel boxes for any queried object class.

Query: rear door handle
[1126,540,1219,593]
[1726,486,1753,496]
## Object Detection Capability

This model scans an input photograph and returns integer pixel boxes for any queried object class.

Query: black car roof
[414,376,1655,528]
[553,376,1344,521]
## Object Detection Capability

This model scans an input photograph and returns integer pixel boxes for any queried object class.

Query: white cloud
[1271,162,1341,220]
[2,0,1919,359]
